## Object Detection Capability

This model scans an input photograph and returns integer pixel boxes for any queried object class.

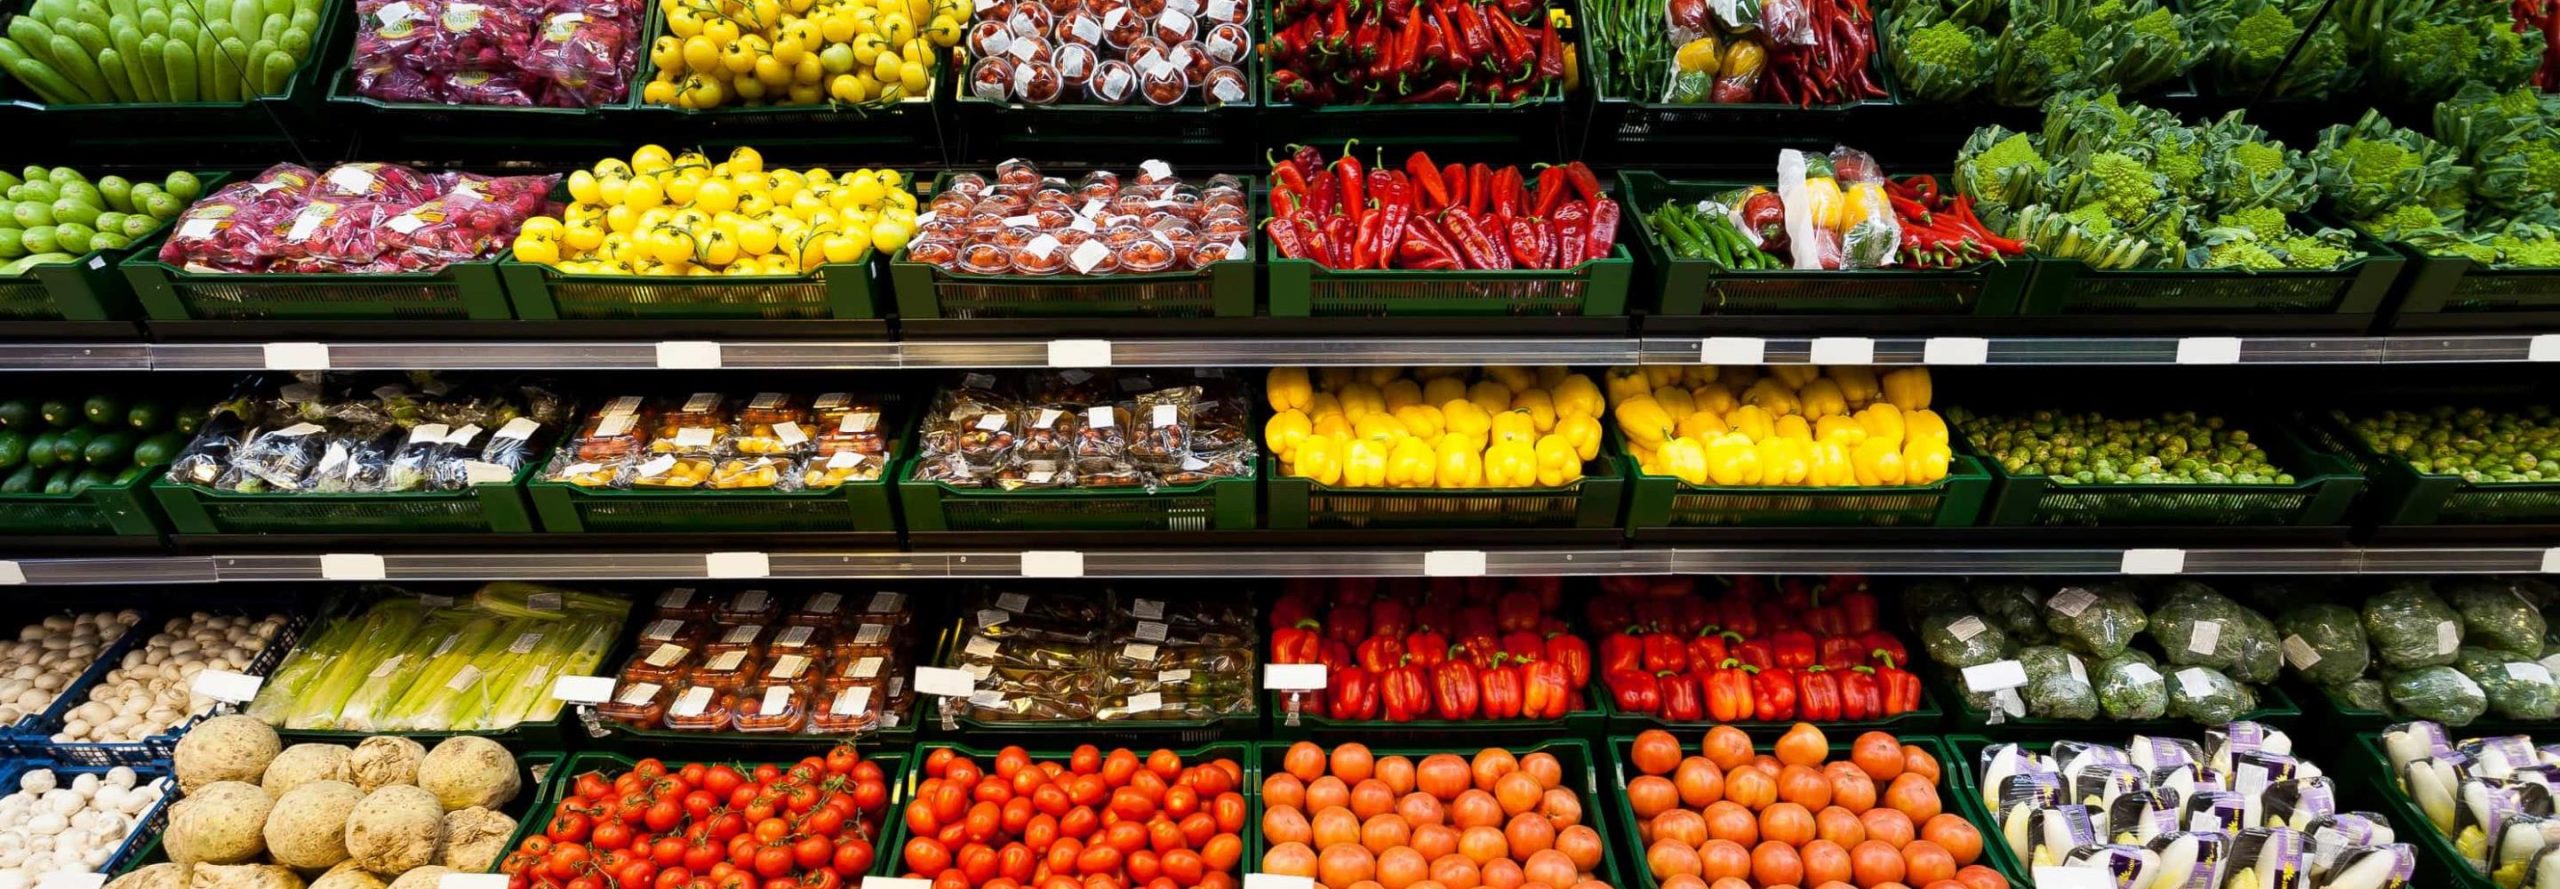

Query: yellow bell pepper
[1266,409,1312,462]
[1903,440,1950,484]
[1555,413,1602,461]
[1358,366,1403,387]
[1905,409,1949,448]
[1742,378,1801,416]
[1842,181,1889,234]
[1318,367,1358,390]
[1491,409,1539,447]
[1534,434,1583,487]
[1483,440,1538,488]
[1758,436,1807,486]
[1336,382,1385,418]
[1354,412,1409,445]
[1680,365,1721,387]
[1703,433,1750,485]
[1633,443,1660,474]
[1423,375,1470,409]
[1692,384,1738,416]
[1388,437,1437,488]
[1726,405,1776,442]
[1798,378,1848,420]
[1344,438,1391,487]
[1266,367,1313,413]
[1882,367,1932,410]
[1394,404,1445,441]
[1312,413,1353,441]
[1676,410,1729,442]
[1857,403,1904,445]
[1552,374,1604,419]
[1382,378,1423,412]
[1802,173,1844,231]
[1612,395,1673,450]
[1644,366,1685,388]
[1828,366,1880,406]
[1852,437,1906,486]
[1771,365,1820,388]
[1814,415,1867,446]
[1659,436,1709,485]
[1651,386,1696,421]
[1310,392,1343,421]
[1436,436,1486,488]
[1468,380,1513,419]
[1775,414,1812,442]
[1485,366,1537,393]
[1809,441,1849,487]
[1294,436,1344,485]
[1442,399,1493,441]
[1604,367,1653,406]
[1513,389,1558,433]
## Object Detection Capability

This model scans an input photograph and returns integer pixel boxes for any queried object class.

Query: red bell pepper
[1520,658,1571,719]
[1873,654,1922,716]
[1478,655,1523,719]
[1641,631,1688,674]
[1750,666,1797,721]
[1600,627,1645,676]
[1687,629,1738,671]
[1272,587,1319,629]
[1817,635,1866,671]
[1458,631,1503,667]
[1433,653,1481,719]
[1543,632,1591,689]
[1356,636,1405,673]
[1861,630,1908,667]
[1797,667,1841,721]
[1606,668,1659,714]
[1326,601,1370,645]
[1705,659,1753,722]
[1840,666,1883,720]
[1715,598,1760,639]
[1770,629,1816,670]
[1732,638,1773,670]
[1495,591,1542,631]
[1804,601,1848,637]
[1328,665,1379,720]
[1318,638,1352,673]
[1405,628,1450,667]
[1836,584,1879,634]
[1273,619,1325,665]
[1382,659,1431,723]
[1371,597,1412,639]
[1658,671,1704,721]
[1500,630,1545,663]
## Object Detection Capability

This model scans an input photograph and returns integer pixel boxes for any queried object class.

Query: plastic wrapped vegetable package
[2095,650,2169,719]
[2443,578,2549,656]
[2365,582,2466,669]
[2275,603,2372,688]
[2384,666,2487,726]
[1973,581,2056,646]
[2451,647,2558,720]
[246,583,630,731]
[2042,581,2148,658]
[1921,609,2015,669]
[2166,665,2255,725]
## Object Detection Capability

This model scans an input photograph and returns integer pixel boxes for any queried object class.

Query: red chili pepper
[1658,671,1705,721]
[1504,215,1545,268]
[1334,142,1366,220]
[1486,9,1534,77]
[1293,215,1334,268]
[1327,664,1378,720]
[1381,658,1431,722]
[1535,13,1564,83]
[1396,217,1460,269]
[1409,212,1467,267]
[1308,170,1337,219]
[1323,214,1355,266]
[1286,143,1326,183]
[1606,668,1659,714]
[1443,208,1510,270]
[1840,666,1883,720]
[1449,0,1492,66]
[1355,635,1403,672]
[1442,163,1468,207]
[1351,208,1383,270]
[1704,659,1753,722]
[1466,162,1492,215]
[1797,667,1841,721]
[1375,172,1411,269]
[1872,653,1921,715]
[1542,632,1590,688]
[1553,202,1589,267]
[1489,166,1519,220]
[1750,665,1797,721]
[1519,657,1570,719]
[1407,152,1450,210]
[1432,654,1481,719]
[1476,654,1523,719]
[1433,0,1476,71]
[1535,217,1558,267]
[1265,217,1310,260]
[1271,618,1324,664]
[1531,165,1567,217]
[1584,196,1619,262]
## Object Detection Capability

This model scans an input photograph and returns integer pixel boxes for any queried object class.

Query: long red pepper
[1467,163,1492,215]
[1408,153,1450,210]
[1265,217,1309,260]
[1504,216,1544,268]
[1335,143,1366,223]
[1553,202,1589,267]
[1584,197,1618,261]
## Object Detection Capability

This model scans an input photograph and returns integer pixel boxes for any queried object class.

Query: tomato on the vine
[752,764,782,784]
[549,811,593,844]
[781,782,820,814]
[825,745,860,775]
[633,759,670,780]
[752,845,795,879]
[645,799,684,833]
[546,842,594,880]
[590,819,633,852]
[615,857,658,889]
[831,839,874,876]
[704,765,746,798]
[654,867,692,889]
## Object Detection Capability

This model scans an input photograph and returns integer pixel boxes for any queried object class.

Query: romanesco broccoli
[2216,208,2289,241]
[1993,18,2086,107]
[2490,230,2560,266]
[1889,17,1994,103]
[2204,239,2285,269]
[2314,112,2470,221]
[2362,204,2449,238]
[2065,203,2120,238]
[2086,152,2167,223]
[2227,5,2294,67]
[2278,235,2355,269]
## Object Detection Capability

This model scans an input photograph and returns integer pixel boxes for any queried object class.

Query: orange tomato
[1646,840,1703,881]
[1758,802,1814,847]
[1263,806,1311,846]
[1308,776,1351,813]
[1902,839,1957,886]
[1775,723,1828,767]
[1312,807,1361,850]
[1722,766,1776,811]
[1697,839,1751,882]
[1494,772,1545,816]
[1362,814,1412,854]
[1631,778,1682,822]
[1851,732,1904,782]
[1518,754,1562,789]
[1700,726,1753,772]
[1262,841,1315,877]
[1376,757,1417,796]
[1750,841,1803,887]
[1504,812,1555,857]
[1521,849,1576,889]
[1701,801,1757,846]
[1539,788,1583,828]
[1814,806,1866,847]
[1555,825,1604,872]
[1283,743,1326,782]
[1432,853,1483,889]
[1457,826,1508,865]
[1859,808,1916,849]
[1850,840,1906,887]
[1900,746,1940,783]
[1652,809,1710,848]
[1631,731,1684,776]
[1777,764,1832,809]
[1333,744,1376,783]
[1418,755,1473,801]
[1451,790,1504,829]
[1318,844,1376,888]
[1377,847,1428,889]
[1399,792,1448,827]
[1673,758,1724,808]
[1352,780,1398,820]
[1884,774,1941,822]
[1470,750,1518,792]
[1411,825,1459,861]
[1799,839,1851,887]
[1828,768,1877,814]
[1479,858,1523,889]
[1954,864,2010,889]
[1921,814,1982,865]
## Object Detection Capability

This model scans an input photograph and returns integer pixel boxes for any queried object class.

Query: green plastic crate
[0,170,228,321]
[1929,668,2302,736]
[1622,451,1992,529]
[890,173,1256,320]
[1264,457,1626,530]
[2305,409,2560,526]
[1261,682,1607,744]
[1957,416,2364,527]
[920,620,1257,743]
[0,472,165,536]
[893,741,1249,869]
[896,459,1257,533]
[149,464,540,534]
[543,747,915,880]
[0,0,343,118]
[1250,738,1628,889]
[1619,171,2031,317]
[117,749,567,875]
[121,247,513,321]
[1594,680,1947,739]
[2354,732,2495,889]
[1935,736,2125,889]
[529,474,898,533]
[623,2,939,139]
[1266,241,1633,317]
[502,254,881,320]
[2017,222,2404,318]
[1601,735,2000,889]
[2385,246,2560,326]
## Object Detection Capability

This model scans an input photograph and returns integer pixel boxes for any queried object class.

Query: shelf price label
[1699,337,1765,365]
[1423,550,1487,577]
[656,341,724,369]
[2175,337,2243,365]
[2531,335,2560,362]
[2119,548,2186,575]
[1021,551,1085,578]
[439,875,512,889]
[705,552,772,579]
[1923,337,1990,365]
[1264,664,1328,690]
[262,342,331,370]
[1047,340,1114,368]
[320,553,387,581]
[2032,867,2115,889]
[1808,337,1876,365]
[38,873,108,889]
[1245,876,1316,889]
[864,880,933,889]
[2540,548,2560,573]
[193,669,265,703]
[552,675,615,703]
[0,561,22,586]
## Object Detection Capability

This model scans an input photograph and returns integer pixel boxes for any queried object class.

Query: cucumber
[111,465,145,485]
[0,399,30,428]
[174,406,206,435]
[40,469,72,495]
[125,400,164,431]
[68,467,109,494]
[0,430,23,469]
[0,464,35,494]
[80,430,131,468]
[81,394,123,426]
[131,431,184,467]
[24,432,58,469]
[37,399,74,426]
[50,426,94,465]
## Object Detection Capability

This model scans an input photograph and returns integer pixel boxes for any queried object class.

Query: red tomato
[1033,784,1073,818]
[1177,814,1216,849]
[1147,820,1186,854]
[850,776,887,815]
[832,839,874,876]
[1199,835,1240,873]
[547,844,593,881]
[783,783,821,815]
[1128,850,1162,883]
[1161,850,1205,886]
[1003,798,1036,835]
[1210,794,1246,834]
[802,871,839,889]
[578,774,614,800]
[549,812,593,844]
[1025,814,1060,852]
[932,783,969,823]
[647,800,684,833]
[1103,751,1140,787]
[1111,788,1157,822]
[616,858,658,889]
[791,836,832,871]
[635,759,670,780]
[591,820,633,852]
[1047,837,1085,874]
[1069,776,1108,808]
[826,746,860,776]
[1077,844,1124,875]
[684,840,722,873]
[1147,751,1182,781]
[679,763,708,787]
[966,801,1003,842]
[707,813,746,843]
[998,747,1033,779]
[1103,820,1148,854]
[804,806,845,840]
[1061,807,1100,840]
[927,748,959,778]
[959,844,1000,884]
[998,842,1036,882]
[654,867,692,889]
[684,791,720,823]
[1163,786,1199,820]
[948,760,984,791]
[754,819,791,844]
[905,839,952,877]
[1071,746,1102,775]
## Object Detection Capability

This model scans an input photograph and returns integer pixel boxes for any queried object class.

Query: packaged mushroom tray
[908,370,1254,491]
[597,588,918,735]
[907,161,1250,277]
[542,391,892,491]
[945,586,1255,723]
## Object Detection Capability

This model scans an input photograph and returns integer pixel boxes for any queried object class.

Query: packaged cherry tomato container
[577,585,925,753]
[889,167,1255,326]
[945,1,1259,179]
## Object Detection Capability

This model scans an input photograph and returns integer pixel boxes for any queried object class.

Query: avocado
[67,467,108,494]
[174,406,207,435]
[40,469,71,494]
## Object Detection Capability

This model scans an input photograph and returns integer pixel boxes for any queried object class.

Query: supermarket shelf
[1636,335,2560,365]
[0,546,2550,583]
[0,343,154,370]
[148,341,907,371]
[896,338,1645,367]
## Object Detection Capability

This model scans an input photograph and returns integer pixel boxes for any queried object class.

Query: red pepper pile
[1761,0,1886,106]
[1263,145,1621,270]
[1589,576,1925,723]
[1264,0,1565,105]
[1885,174,2023,270]
[1269,577,1590,722]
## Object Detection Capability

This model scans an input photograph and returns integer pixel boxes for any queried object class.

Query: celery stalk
[385,615,503,730]
[287,600,436,730]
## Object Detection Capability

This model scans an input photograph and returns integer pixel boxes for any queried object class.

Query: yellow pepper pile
[1265,366,1605,490]
[1608,365,1953,487]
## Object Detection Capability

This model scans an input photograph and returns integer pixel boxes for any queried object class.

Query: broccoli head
[2227,5,2296,68]
[2065,203,2120,238]
[2092,4,2198,94]
[2378,12,2542,104]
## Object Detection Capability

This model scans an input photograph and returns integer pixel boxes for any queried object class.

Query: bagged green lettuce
[1921,610,2015,669]
[2043,582,2149,658]
[1973,582,2057,646]
[2453,646,2559,720]
[2274,603,2370,686]
[2019,644,2098,719]
[2227,604,2283,684]
[2167,664,2255,725]
[2150,582,2257,672]
[2443,578,2548,656]
[2096,651,2169,719]
[2384,665,2486,725]
[2337,677,2388,713]
[2363,582,2463,669]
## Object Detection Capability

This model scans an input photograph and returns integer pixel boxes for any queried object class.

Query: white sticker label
[437,877,509,889]
[1152,403,1180,427]
[645,643,689,667]
[1923,337,1991,365]
[285,207,327,241]
[976,412,1008,432]
[273,422,325,438]
[193,669,264,703]
[839,411,880,434]
[1048,339,1114,367]
[385,213,427,234]
[722,625,761,646]
[707,552,772,579]
[2176,337,2244,365]
[445,665,484,692]
[1026,234,1061,259]
[832,686,873,716]
[263,342,331,371]
[1008,38,1037,60]
[641,620,682,641]
[851,657,884,679]
[1122,642,1158,662]
[2122,662,2161,686]
[659,588,695,610]
[964,635,1002,658]
[462,461,512,485]
[326,166,377,194]
[2439,621,2461,655]
[636,455,679,477]
[1245,875,1316,889]
[774,422,808,446]
[1132,598,1166,620]
[2032,866,2116,889]
[38,873,107,889]
[1159,669,1191,683]
[320,553,387,580]
[996,592,1030,612]
[2188,620,2223,655]
[706,650,747,672]
[2510,662,2554,684]
[509,632,544,654]
[407,423,452,446]
[1070,214,1099,234]
[369,655,406,679]
[825,451,868,470]
[1033,409,1063,430]
[1264,663,1328,690]
[179,218,220,239]
[1207,0,1236,17]
[616,682,661,706]
[1141,160,1174,181]
[673,427,716,448]
[2121,548,2186,575]
[914,666,977,697]
[671,686,713,717]
[776,626,815,650]
[1088,406,1117,428]
[1022,551,1085,578]
[1808,337,1876,365]
[2542,548,2560,574]
[2283,635,2321,671]
[1134,621,1169,643]
[0,562,22,586]
[1700,337,1766,365]
[1126,691,1162,713]
[1947,615,1986,641]
[1424,550,1488,577]
[2176,667,2220,698]
[657,341,723,369]
[2047,588,2097,617]
[761,686,792,714]
[552,675,614,703]
[977,608,1010,629]
[603,396,645,416]
[1961,660,2029,692]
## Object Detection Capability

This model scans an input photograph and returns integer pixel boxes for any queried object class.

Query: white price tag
[1126,692,1162,713]
[440,874,510,889]
[2047,588,2097,617]
[1265,663,1327,690]
[914,666,976,697]
[1947,615,1986,642]
[1923,337,1990,365]
[2438,621,2461,655]
[2541,547,2560,573]
[1808,337,1876,365]
[193,669,264,703]
[463,461,513,485]
[1961,660,2029,692]
[1134,621,1169,642]
[0,562,22,585]
[2509,662,2553,683]
[1700,337,1765,365]
[1088,406,1116,429]
[706,552,772,579]
[2188,620,2223,655]
[2120,548,2186,575]
[1122,642,1158,662]
[2530,334,2560,362]
[552,675,615,703]
[2176,667,2219,698]
[2176,337,2244,365]
[832,686,873,716]
[1141,159,1174,181]
[1245,876,1315,889]
[1021,551,1085,578]
[262,342,330,370]
[1424,550,1487,577]
[865,878,932,889]
[657,341,723,369]
[2032,866,2117,889]
[2282,635,2321,671]
[1048,339,1114,368]
[38,873,106,889]
[320,553,387,581]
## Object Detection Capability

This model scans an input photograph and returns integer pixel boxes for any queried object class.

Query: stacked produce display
[351,0,642,106]
[1948,407,2295,486]
[1266,365,1601,489]
[1263,150,1619,271]
[48,611,292,746]
[1592,577,1929,724]
[600,587,918,734]
[162,375,570,494]
[246,583,629,733]
[2337,406,2560,484]
[1608,365,1951,488]
[963,0,1251,105]
[1260,742,1611,888]
[542,390,892,491]
[1263,0,1566,104]
[910,370,1253,490]
[504,749,896,889]
[909,163,1250,276]
[642,0,958,106]
[2314,87,2560,269]
[155,163,554,274]
[1878,0,2200,105]
[509,147,909,273]
[0,0,323,103]
[0,610,142,734]
[0,764,168,883]
[945,586,1253,724]
[899,745,1247,886]
[2376,720,2559,888]
[1908,577,2288,724]
[0,166,200,270]
[1586,0,1884,106]
[1266,577,1588,723]
[0,389,199,495]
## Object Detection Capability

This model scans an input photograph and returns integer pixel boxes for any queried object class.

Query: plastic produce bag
[1828,147,1900,269]
[2365,582,2465,669]
[2044,582,2148,659]
[2385,665,2487,726]
[1758,0,1813,44]
[2096,652,2169,720]
[2338,678,2388,713]
[2454,647,2559,720]
[1921,610,2013,669]
[2166,665,2254,725]
[2228,605,2284,684]
[1974,582,2056,646]
[2150,581,2258,672]
[2275,603,2371,687]
[1776,150,1843,270]
[2445,578,2549,656]
[1903,580,1973,625]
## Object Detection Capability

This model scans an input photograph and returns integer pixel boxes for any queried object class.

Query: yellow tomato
[736,219,780,256]
[737,191,776,217]
[564,219,605,251]
[650,35,683,72]
[521,217,564,240]
[694,179,738,215]
[898,56,927,93]
[665,4,704,36]
[722,41,759,75]
[850,32,886,65]
[567,170,602,203]
[732,77,769,102]
[666,171,706,204]
[876,169,905,190]
[870,51,902,83]
[821,230,867,262]
[754,54,792,89]
[631,145,674,176]
[621,175,665,210]
[795,54,824,85]
[680,73,724,107]
[596,174,628,205]
[819,10,855,41]
[697,229,740,266]
[923,14,960,46]
[829,73,868,103]
[642,78,680,104]
[513,231,560,265]
[644,227,694,265]
[605,203,639,233]
[772,35,808,67]
[876,11,912,45]
[869,218,910,252]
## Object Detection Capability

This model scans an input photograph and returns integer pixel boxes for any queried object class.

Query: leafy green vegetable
[1922,610,2016,669]
[2275,603,2372,686]
[2363,582,2465,669]
[2338,677,2388,713]
[2454,646,2559,720]
[2383,664,2488,725]
[2444,578,2548,656]
[2167,665,2256,724]
[2150,581,2260,672]
[2188,0,2356,100]
[2096,651,2169,719]
[2044,582,2149,658]
[1975,583,2058,646]
[2027,674,2100,719]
